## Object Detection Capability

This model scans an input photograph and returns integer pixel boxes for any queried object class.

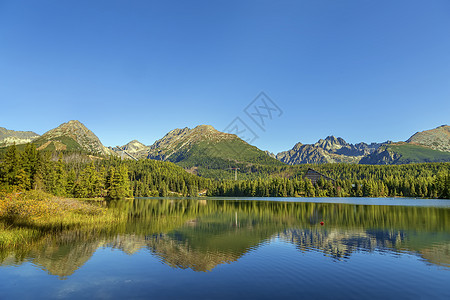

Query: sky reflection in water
[1,197,449,299]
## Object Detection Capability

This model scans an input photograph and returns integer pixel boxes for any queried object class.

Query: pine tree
[66,168,77,196]
[2,144,20,187]
[107,165,132,199]
[21,143,39,189]
[54,155,67,196]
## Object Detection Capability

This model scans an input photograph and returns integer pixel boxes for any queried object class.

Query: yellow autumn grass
[0,190,125,249]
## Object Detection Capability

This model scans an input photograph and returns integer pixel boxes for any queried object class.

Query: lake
[1,197,449,299]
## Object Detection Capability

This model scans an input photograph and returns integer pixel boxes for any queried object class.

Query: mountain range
[276,136,384,164]
[1,121,449,171]
[0,127,40,147]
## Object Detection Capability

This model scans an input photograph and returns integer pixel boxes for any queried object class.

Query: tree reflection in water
[1,198,449,277]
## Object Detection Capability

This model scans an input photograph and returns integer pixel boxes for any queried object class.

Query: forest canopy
[0,144,449,199]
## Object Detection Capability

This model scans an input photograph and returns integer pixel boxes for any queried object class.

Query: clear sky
[1,0,449,153]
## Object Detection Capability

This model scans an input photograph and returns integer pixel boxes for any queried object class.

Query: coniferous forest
[0,144,449,199]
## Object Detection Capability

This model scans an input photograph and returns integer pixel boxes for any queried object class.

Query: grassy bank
[0,190,124,249]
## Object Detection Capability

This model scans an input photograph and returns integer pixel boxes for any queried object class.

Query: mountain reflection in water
[1,198,449,278]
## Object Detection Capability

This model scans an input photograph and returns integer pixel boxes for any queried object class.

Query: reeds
[0,190,126,250]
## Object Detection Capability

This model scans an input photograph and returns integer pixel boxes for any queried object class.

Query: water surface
[1,197,449,299]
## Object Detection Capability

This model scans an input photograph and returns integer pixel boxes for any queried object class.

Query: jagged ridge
[0,127,40,147]
[276,136,383,165]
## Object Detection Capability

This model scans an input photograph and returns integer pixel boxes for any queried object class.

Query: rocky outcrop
[34,120,112,155]
[114,125,241,161]
[359,145,402,165]
[406,125,450,152]
[276,136,383,164]
[0,127,39,146]
[111,139,150,159]
[147,125,237,160]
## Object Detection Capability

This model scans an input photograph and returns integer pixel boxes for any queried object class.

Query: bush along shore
[0,190,125,250]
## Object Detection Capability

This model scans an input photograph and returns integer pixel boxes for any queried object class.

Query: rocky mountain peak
[124,139,147,150]
[276,134,385,165]
[315,136,348,151]
[193,124,216,131]
[149,124,237,157]
[406,125,450,152]
[37,120,111,155]
[42,120,91,138]
[292,142,304,150]
[324,135,347,145]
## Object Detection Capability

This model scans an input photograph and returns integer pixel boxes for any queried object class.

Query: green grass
[388,144,450,163]
[32,135,83,151]
[0,190,126,249]
[0,136,83,153]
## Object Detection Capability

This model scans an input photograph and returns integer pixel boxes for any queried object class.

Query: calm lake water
[1,197,450,299]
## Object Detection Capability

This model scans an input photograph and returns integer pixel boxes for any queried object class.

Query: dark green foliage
[0,144,132,199]
[207,163,450,199]
[1,144,21,187]
[125,159,210,197]
[106,165,132,199]
[0,144,449,199]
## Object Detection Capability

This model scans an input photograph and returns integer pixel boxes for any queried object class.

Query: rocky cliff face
[114,125,239,161]
[147,125,236,161]
[406,125,450,152]
[113,125,283,170]
[0,127,39,146]
[276,136,383,164]
[358,145,402,165]
[34,120,113,155]
[112,139,150,159]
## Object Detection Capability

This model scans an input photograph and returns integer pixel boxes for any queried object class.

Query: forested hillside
[208,163,450,198]
[0,144,210,199]
[0,144,448,199]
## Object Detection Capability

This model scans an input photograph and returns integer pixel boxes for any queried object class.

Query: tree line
[0,144,132,199]
[0,144,449,199]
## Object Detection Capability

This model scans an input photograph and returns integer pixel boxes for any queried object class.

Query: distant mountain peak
[128,139,144,145]
[67,119,82,125]
[111,124,283,168]
[0,127,40,147]
[194,124,216,131]
[277,135,383,165]
[34,120,112,155]
[406,125,450,152]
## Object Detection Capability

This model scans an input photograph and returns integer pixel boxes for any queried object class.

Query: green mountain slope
[151,125,284,179]
[406,125,450,152]
[116,125,285,179]
[32,120,113,155]
[360,143,450,165]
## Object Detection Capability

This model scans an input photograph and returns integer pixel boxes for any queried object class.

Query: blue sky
[1,0,449,153]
